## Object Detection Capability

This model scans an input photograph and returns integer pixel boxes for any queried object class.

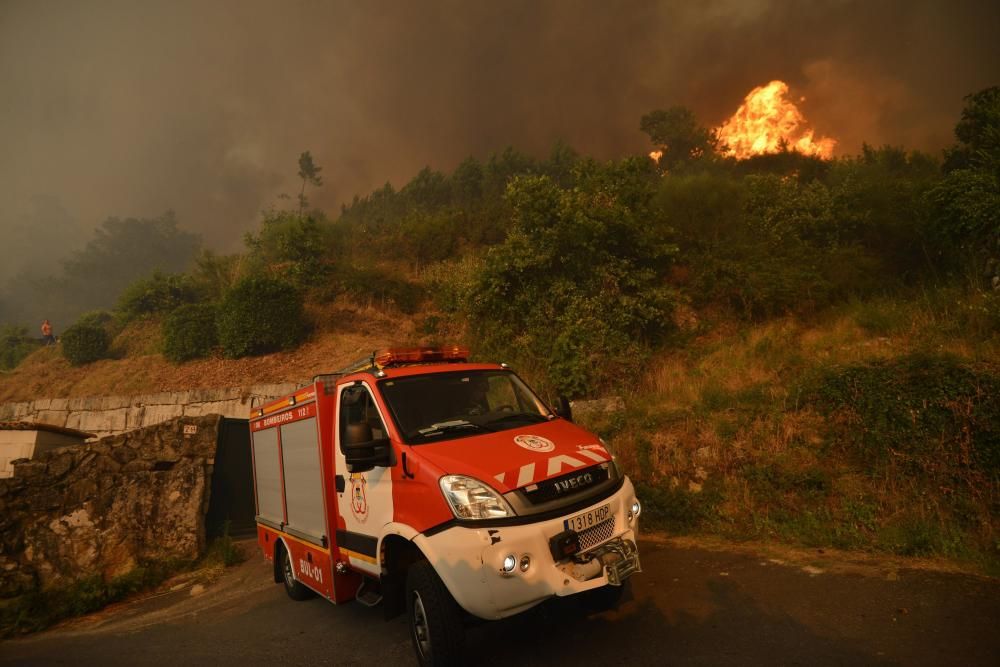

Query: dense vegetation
[60,322,111,366]
[217,276,307,358]
[1,87,997,569]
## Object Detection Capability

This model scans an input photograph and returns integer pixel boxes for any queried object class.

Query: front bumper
[414,476,641,620]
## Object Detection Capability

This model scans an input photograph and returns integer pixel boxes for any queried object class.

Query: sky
[1,0,998,269]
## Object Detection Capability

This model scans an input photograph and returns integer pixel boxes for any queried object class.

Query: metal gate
[206,418,256,538]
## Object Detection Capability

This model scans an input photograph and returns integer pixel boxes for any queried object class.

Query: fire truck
[249,346,641,665]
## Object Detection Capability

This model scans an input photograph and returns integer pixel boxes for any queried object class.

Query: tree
[930,87,1000,277]
[116,271,201,322]
[297,151,324,214]
[0,325,38,370]
[943,86,1000,173]
[62,212,200,290]
[640,107,716,170]
[401,167,450,209]
[451,157,484,205]
[244,208,331,287]
[1,212,200,328]
[542,140,580,188]
[469,164,678,397]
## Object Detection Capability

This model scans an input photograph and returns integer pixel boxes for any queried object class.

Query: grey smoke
[0,0,997,268]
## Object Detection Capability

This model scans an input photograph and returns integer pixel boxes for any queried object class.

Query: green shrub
[61,322,111,366]
[634,481,721,533]
[204,521,245,567]
[117,271,200,322]
[0,559,182,638]
[74,310,115,330]
[217,275,306,358]
[801,352,1000,477]
[244,210,331,287]
[852,299,909,335]
[162,303,218,363]
[468,166,679,397]
[333,264,426,314]
[0,325,39,370]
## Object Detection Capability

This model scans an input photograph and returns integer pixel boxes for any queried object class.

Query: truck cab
[250,347,641,665]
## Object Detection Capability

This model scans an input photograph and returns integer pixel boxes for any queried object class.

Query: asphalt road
[3,536,998,666]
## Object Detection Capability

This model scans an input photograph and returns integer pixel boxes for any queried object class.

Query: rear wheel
[279,544,313,601]
[405,561,465,666]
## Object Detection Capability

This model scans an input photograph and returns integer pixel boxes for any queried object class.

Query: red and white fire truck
[250,346,641,665]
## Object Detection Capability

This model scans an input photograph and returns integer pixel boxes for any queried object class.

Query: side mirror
[342,436,395,473]
[553,396,573,422]
[342,423,394,472]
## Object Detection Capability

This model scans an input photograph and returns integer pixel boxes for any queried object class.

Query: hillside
[0,302,421,402]
[0,87,997,575]
[2,291,998,576]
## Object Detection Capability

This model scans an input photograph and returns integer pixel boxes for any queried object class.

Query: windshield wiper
[415,420,488,439]
[483,412,548,427]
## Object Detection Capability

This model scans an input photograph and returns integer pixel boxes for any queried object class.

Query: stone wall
[0,383,298,438]
[0,415,223,597]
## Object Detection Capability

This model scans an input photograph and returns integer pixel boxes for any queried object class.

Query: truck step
[356,579,382,607]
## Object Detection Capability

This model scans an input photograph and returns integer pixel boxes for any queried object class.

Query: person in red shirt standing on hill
[40,319,55,345]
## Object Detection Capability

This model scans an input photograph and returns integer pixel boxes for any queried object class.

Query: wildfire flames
[716,80,835,159]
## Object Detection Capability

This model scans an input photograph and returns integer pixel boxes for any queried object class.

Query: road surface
[3,536,998,666]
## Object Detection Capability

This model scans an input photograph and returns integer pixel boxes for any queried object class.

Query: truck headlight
[439,475,515,520]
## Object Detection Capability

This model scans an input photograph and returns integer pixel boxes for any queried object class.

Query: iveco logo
[554,472,594,494]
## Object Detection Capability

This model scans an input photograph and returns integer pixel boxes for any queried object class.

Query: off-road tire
[279,544,313,601]
[405,560,465,666]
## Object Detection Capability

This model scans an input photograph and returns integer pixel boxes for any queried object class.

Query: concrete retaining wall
[0,383,300,438]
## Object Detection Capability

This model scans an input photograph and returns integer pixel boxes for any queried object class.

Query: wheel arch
[379,526,426,620]
[272,536,290,584]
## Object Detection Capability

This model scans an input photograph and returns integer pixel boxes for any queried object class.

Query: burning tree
[716,80,835,159]
[639,107,717,170]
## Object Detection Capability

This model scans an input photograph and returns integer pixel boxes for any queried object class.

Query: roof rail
[312,351,377,385]
[311,346,470,388]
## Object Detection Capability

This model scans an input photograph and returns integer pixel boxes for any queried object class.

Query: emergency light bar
[318,346,471,382]
[375,346,469,368]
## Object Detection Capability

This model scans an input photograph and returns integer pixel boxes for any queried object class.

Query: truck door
[335,382,394,576]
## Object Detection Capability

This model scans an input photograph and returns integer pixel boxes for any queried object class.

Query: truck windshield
[378,370,551,444]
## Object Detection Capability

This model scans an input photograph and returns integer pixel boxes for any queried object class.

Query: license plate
[564,503,611,532]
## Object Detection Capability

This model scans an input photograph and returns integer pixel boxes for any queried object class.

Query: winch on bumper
[413,477,641,620]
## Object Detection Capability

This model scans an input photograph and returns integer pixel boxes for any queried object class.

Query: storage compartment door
[280,417,327,542]
[251,427,283,525]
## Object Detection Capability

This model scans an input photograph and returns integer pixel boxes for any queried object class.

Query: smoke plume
[1,0,997,264]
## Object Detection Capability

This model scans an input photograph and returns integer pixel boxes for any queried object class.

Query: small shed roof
[0,421,95,439]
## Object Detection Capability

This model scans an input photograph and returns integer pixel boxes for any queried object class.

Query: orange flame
[649,150,663,164]
[716,80,835,159]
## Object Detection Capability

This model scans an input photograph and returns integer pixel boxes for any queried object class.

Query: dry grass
[632,311,920,488]
[0,299,423,402]
[595,303,999,571]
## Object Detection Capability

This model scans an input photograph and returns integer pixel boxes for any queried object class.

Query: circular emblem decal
[514,434,555,453]
[349,473,369,523]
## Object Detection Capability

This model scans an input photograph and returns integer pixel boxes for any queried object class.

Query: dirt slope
[0,303,423,402]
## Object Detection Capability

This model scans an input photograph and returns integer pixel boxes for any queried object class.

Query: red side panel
[252,382,361,605]
[281,536,333,597]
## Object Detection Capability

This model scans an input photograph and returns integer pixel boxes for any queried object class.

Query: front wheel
[405,561,465,666]
[279,544,313,601]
